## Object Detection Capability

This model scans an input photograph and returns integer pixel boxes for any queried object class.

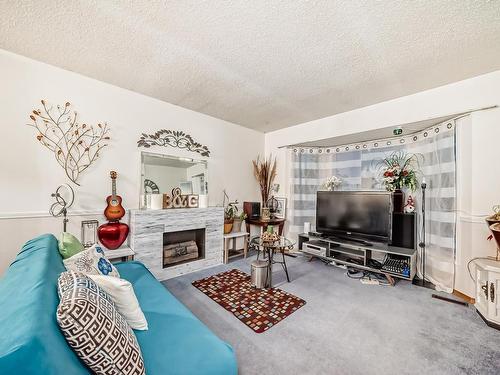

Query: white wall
[0,49,263,275]
[265,70,500,298]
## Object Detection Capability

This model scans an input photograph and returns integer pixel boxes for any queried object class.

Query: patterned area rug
[192,269,306,333]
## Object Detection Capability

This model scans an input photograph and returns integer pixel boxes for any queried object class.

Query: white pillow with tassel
[88,274,148,331]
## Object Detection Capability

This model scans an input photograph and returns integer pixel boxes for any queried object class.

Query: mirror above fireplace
[140,152,208,208]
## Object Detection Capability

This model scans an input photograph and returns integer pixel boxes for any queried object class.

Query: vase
[486,216,500,259]
[261,207,271,221]
[231,218,243,233]
[224,219,234,234]
[98,221,129,250]
[489,223,500,260]
[486,215,500,229]
[392,189,404,213]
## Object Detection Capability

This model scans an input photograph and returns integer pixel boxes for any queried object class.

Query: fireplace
[129,207,223,280]
[163,228,205,268]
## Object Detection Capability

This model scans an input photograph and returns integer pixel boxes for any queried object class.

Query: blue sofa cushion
[0,234,89,374]
[116,261,238,375]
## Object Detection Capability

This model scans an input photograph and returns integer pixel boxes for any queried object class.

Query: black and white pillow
[56,271,145,375]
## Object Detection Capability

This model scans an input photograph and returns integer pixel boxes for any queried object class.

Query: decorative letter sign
[163,188,199,209]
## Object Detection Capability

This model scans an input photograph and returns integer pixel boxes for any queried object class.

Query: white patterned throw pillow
[57,271,145,375]
[63,244,120,277]
[88,274,148,330]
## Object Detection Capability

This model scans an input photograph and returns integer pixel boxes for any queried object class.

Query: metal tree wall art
[137,130,210,157]
[27,100,110,186]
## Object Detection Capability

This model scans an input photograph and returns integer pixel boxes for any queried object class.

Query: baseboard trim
[452,289,475,304]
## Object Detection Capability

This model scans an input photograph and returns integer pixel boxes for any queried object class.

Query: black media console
[299,212,418,281]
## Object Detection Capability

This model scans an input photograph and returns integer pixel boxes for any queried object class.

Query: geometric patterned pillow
[63,244,120,277]
[56,271,145,375]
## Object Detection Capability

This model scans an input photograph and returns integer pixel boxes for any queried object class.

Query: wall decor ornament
[137,130,210,157]
[49,184,75,231]
[144,179,160,194]
[27,100,110,186]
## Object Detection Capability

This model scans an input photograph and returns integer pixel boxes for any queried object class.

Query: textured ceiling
[1,1,500,132]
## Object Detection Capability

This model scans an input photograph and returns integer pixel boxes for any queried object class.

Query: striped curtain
[289,120,457,292]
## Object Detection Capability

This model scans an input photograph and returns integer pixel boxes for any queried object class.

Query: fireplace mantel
[129,207,223,280]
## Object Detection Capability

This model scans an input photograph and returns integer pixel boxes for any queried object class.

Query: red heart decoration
[98,221,129,250]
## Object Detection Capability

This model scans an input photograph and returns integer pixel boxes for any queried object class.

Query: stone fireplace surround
[129,207,223,280]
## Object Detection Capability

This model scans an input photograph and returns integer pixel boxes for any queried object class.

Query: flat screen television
[316,191,393,243]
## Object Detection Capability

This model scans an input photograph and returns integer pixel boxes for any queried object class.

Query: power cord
[345,267,392,286]
[346,267,364,279]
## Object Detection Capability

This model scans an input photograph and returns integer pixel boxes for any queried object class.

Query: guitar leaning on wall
[104,171,126,221]
[99,170,129,250]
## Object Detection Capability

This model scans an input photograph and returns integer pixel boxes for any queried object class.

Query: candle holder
[81,220,99,248]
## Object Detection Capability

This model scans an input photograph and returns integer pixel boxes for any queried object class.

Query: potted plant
[232,212,247,233]
[379,151,420,212]
[224,200,238,234]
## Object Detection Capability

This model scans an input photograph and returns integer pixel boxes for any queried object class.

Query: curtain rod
[277,105,498,149]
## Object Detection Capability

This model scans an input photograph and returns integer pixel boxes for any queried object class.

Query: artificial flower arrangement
[487,205,500,222]
[261,225,280,243]
[323,175,343,191]
[253,155,277,207]
[380,151,420,192]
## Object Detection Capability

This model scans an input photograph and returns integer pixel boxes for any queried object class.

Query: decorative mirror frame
[139,151,208,208]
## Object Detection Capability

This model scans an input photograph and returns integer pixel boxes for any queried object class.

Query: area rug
[192,269,306,333]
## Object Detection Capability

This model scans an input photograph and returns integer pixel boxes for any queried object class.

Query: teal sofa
[0,234,238,374]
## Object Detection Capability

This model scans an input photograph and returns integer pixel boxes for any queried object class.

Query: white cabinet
[474,259,500,328]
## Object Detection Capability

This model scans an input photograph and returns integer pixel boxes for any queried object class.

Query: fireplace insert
[163,228,206,268]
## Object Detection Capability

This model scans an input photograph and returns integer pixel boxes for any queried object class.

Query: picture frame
[274,197,287,219]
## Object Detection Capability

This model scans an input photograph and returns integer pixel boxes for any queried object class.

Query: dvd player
[302,240,328,257]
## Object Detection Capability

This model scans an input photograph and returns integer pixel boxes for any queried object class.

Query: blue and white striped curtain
[289,120,457,292]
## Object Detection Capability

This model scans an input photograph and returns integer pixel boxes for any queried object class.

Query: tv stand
[325,235,373,247]
[299,233,416,281]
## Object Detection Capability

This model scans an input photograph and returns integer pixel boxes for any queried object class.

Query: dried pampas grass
[253,155,277,207]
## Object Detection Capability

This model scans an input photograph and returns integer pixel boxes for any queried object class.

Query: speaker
[391,213,416,249]
[244,201,261,219]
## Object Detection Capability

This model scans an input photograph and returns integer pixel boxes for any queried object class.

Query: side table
[245,217,286,236]
[249,236,296,288]
[474,258,500,330]
[223,231,249,264]
[101,244,135,263]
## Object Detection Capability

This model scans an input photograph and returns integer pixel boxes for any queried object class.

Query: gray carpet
[163,252,500,375]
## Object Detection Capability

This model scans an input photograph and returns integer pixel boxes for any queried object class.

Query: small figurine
[404,195,415,214]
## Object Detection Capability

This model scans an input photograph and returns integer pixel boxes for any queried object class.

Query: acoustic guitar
[104,171,125,221]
